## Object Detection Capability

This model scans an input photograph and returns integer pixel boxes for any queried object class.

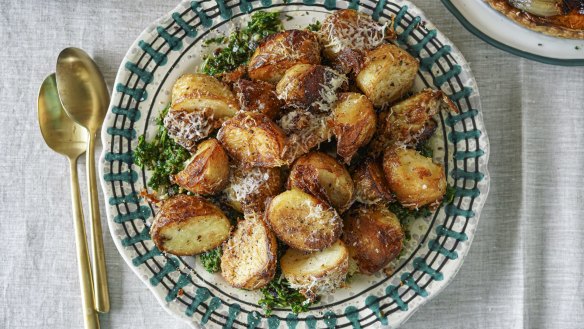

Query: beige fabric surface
[0,0,583,328]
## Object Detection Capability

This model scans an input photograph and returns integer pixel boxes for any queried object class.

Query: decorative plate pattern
[99,0,490,328]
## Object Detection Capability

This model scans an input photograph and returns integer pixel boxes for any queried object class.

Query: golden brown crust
[171,73,238,118]
[150,194,231,256]
[287,152,354,213]
[221,215,278,290]
[320,9,397,60]
[217,112,288,168]
[173,139,230,195]
[332,92,377,163]
[352,158,394,205]
[276,64,348,112]
[485,0,584,39]
[233,79,282,119]
[382,147,446,210]
[223,166,282,214]
[265,189,343,251]
[248,30,322,84]
[356,44,419,107]
[342,205,404,274]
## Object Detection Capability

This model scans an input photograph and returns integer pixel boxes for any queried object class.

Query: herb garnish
[134,105,190,194]
[200,247,223,273]
[202,11,284,76]
[258,275,312,316]
[306,20,322,32]
[417,141,434,158]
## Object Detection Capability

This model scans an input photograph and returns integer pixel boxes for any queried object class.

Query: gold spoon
[38,74,100,329]
[56,47,110,313]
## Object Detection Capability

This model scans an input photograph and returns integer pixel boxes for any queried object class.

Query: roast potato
[276,64,348,112]
[221,214,278,290]
[281,240,349,301]
[352,158,394,205]
[320,9,396,60]
[287,152,354,213]
[223,166,282,214]
[265,189,342,252]
[382,146,446,209]
[150,194,231,256]
[233,79,282,119]
[278,110,333,163]
[342,205,404,274]
[248,30,321,84]
[165,74,239,150]
[217,112,288,168]
[332,92,377,163]
[173,139,229,195]
[356,44,419,107]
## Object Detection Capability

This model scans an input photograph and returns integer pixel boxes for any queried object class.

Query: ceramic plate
[99,0,490,327]
[441,0,584,66]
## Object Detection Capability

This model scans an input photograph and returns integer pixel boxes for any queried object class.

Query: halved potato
[352,158,394,205]
[356,44,419,107]
[217,112,287,168]
[332,92,377,163]
[320,9,396,60]
[281,240,349,301]
[233,79,282,119]
[342,205,404,274]
[173,139,229,195]
[287,152,354,213]
[265,189,342,252]
[150,194,231,256]
[382,146,446,209]
[278,110,333,163]
[221,214,278,290]
[248,30,321,84]
[166,74,239,150]
[276,64,348,112]
[223,166,282,214]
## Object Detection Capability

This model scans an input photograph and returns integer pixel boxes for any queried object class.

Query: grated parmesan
[164,109,214,151]
[320,13,388,55]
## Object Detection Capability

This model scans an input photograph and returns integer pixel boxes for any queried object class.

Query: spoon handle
[87,134,110,313]
[69,157,100,329]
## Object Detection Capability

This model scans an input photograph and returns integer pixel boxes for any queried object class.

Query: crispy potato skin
[278,110,334,163]
[342,205,404,274]
[248,30,321,84]
[281,240,349,300]
[171,73,238,119]
[265,189,342,252]
[276,64,347,112]
[233,79,282,119]
[221,215,278,290]
[287,152,354,213]
[332,93,377,163]
[223,166,282,214]
[383,147,446,209]
[173,139,229,195]
[352,158,394,205]
[320,9,396,60]
[356,44,419,107]
[150,194,231,256]
[217,112,288,168]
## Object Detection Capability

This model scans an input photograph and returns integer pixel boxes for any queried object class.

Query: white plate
[99,0,490,328]
[442,0,584,65]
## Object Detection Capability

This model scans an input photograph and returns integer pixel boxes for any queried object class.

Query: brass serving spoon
[56,47,110,313]
[38,74,100,329]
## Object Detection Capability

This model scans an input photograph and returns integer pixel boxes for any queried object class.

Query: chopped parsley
[388,202,432,224]
[134,105,190,194]
[258,275,313,316]
[200,247,222,273]
[417,141,434,158]
[202,11,284,76]
[443,184,456,204]
[306,20,322,32]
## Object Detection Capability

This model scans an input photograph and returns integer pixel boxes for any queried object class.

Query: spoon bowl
[38,74,87,158]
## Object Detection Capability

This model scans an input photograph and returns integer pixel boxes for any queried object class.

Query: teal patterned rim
[440,0,584,66]
[99,1,490,328]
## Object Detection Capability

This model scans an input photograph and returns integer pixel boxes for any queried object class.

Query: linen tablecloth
[1,0,583,328]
